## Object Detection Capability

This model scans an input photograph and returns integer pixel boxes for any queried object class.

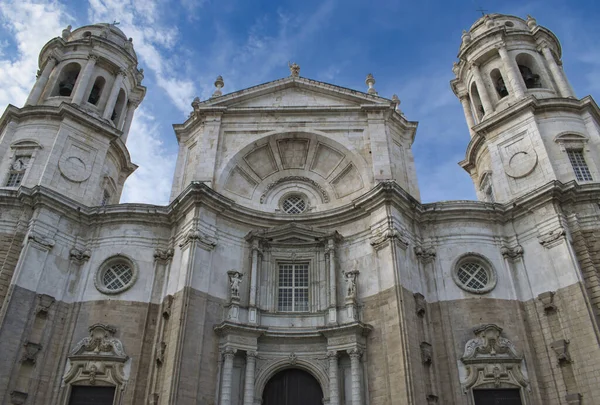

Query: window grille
[567,149,593,181]
[457,262,489,291]
[5,156,30,187]
[282,195,307,214]
[278,263,309,312]
[102,263,134,291]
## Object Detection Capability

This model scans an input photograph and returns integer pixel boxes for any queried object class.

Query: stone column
[347,348,363,405]
[71,54,98,105]
[243,351,257,405]
[327,239,337,324]
[120,101,137,143]
[25,56,57,106]
[459,95,477,137]
[328,351,340,405]
[220,347,237,405]
[541,45,573,98]
[470,63,493,116]
[102,70,125,120]
[497,45,526,98]
[249,240,260,324]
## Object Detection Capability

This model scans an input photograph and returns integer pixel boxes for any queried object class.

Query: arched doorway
[262,368,323,405]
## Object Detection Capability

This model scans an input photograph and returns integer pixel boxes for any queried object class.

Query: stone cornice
[460,96,600,173]
[0,104,137,175]
[7,180,600,236]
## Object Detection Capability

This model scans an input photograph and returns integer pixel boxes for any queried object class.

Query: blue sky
[1,0,599,205]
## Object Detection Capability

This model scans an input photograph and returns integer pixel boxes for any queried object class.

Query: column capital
[327,350,339,359]
[347,348,363,359]
[247,351,258,358]
[222,347,237,360]
[87,53,99,61]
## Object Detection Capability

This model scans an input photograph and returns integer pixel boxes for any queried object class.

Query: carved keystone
[21,342,42,364]
[537,291,557,313]
[565,393,582,405]
[550,339,572,365]
[420,342,433,365]
[10,391,27,405]
[414,293,426,317]
[35,294,55,316]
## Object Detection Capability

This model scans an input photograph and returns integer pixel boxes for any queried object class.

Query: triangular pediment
[197,77,392,109]
[245,223,341,245]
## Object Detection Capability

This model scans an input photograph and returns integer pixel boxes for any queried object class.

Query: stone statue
[62,25,72,41]
[227,270,243,300]
[344,270,359,299]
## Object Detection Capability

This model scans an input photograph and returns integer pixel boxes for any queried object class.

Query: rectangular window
[567,149,593,181]
[278,263,309,312]
[68,386,116,405]
[473,388,522,405]
[5,156,30,187]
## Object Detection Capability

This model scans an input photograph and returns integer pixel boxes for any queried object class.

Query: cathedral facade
[0,13,600,405]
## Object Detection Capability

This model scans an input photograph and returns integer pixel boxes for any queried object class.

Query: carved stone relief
[460,324,529,393]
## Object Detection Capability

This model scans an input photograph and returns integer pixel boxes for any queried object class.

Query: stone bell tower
[0,23,145,206]
[451,14,600,203]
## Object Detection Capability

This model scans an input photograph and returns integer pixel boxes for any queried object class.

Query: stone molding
[153,248,174,262]
[370,226,409,251]
[260,176,330,204]
[500,244,524,259]
[460,324,529,392]
[179,228,217,250]
[538,227,566,249]
[27,231,55,250]
[415,245,436,262]
[69,248,91,263]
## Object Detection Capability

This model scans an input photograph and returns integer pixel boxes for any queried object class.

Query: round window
[281,194,307,214]
[95,256,138,294]
[452,254,497,294]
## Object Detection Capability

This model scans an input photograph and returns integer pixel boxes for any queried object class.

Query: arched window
[490,68,508,99]
[111,89,126,125]
[87,76,105,105]
[470,82,485,121]
[51,62,81,97]
[516,53,543,89]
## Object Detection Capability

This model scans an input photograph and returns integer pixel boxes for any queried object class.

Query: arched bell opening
[51,62,81,97]
[470,82,485,121]
[490,68,508,99]
[88,76,106,105]
[262,368,324,405]
[516,53,543,89]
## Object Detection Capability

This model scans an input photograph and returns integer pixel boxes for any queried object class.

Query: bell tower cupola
[0,23,146,206]
[453,14,600,203]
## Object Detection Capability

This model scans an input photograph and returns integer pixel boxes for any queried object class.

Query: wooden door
[263,368,323,405]
[68,386,116,405]
[473,389,523,405]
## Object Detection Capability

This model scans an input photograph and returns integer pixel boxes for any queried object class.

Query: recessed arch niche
[216,131,371,211]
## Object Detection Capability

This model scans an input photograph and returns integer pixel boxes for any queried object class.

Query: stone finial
[365,73,377,95]
[461,30,472,46]
[191,96,200,109]
[288,62,300,77]
[391,94,402,113]
[526,15,538,30]
[62,25,72,41]
[212,76,224,97]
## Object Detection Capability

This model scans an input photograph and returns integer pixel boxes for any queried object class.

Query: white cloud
[120,108,176,205]
[88,0,196,115]
[0,0,71,108]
